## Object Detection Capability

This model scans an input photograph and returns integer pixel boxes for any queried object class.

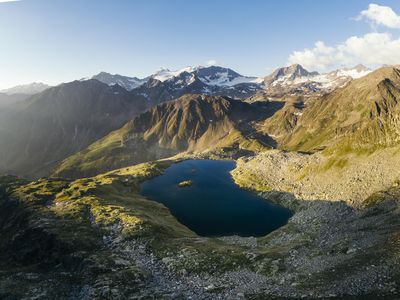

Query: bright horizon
[1,0,400,89]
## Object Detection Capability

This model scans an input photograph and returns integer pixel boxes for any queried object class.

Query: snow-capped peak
[263,64,374,96]
[151,65,263,87]
[264,64,319,85]
[152,66,201,82]
[91,72,146,90]
[195,66,262,87]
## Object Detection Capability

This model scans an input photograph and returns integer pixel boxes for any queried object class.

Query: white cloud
[358,3,400,29]
[0,0,20,2]
[206,59,217,66]
[287,4,400,71]
[289,32,400,71]
[288,41,339,70]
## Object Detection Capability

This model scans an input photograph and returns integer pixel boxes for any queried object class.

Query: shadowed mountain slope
[0,80,147,178]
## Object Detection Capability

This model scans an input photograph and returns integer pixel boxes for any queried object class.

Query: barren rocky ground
[232,147,400,206]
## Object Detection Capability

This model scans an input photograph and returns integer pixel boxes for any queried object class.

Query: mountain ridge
[0,82,51,95]
[53,94,277,178]
[91,72,147,91]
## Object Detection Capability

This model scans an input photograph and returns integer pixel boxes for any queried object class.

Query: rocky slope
[232,146,400,205]
[243,67,400,207]
[1,159,400,299]
[0,79,147,178]
[53,94,277,178]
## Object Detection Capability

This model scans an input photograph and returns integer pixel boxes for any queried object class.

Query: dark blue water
[140,160,292,237]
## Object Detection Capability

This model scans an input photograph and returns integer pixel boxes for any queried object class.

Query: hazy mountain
[0,79,147,178]
[1,82,50,95]
[92,72,147,90]
[53,94,277,178]
[263,64,371,97]
[0,93,30,108]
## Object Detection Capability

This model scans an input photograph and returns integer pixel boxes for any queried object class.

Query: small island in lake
[178,180,193,187]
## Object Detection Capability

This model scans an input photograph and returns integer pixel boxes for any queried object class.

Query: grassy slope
[261,67,400,155]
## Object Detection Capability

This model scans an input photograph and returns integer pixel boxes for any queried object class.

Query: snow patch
[153,66,200,82]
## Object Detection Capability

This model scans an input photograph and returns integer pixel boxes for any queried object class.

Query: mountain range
[0,63,375,179]
[2,63,371,103]
[92,64,370,101]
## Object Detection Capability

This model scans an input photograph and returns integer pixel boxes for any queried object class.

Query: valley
[1,64,400,299]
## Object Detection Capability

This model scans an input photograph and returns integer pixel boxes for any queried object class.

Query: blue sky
[1,0,400,88]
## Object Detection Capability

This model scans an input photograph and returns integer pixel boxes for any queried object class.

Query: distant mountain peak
[96,71,112,76]
[91,72,146,91]
[1,82,50,95]
[333,64,372,79]
[262,63,374,96]
[152,66,200,82]
[265,64,319,85]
